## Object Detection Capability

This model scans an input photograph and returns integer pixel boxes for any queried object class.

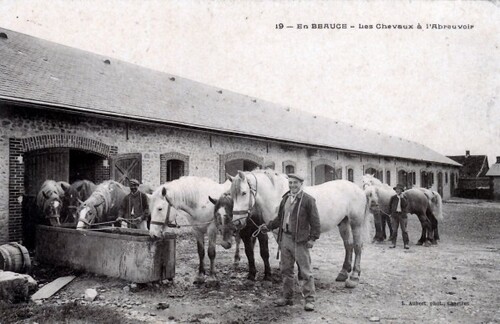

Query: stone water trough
[36,225,175,283]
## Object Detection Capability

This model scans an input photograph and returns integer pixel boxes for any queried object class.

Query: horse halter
[232,173,258,226]
[150,199,179,230]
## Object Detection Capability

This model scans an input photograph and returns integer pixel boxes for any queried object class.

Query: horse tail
[432,191,443,221]
[361,194,374,244]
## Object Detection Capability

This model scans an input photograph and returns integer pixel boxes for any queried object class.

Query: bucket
[0,243,32,274]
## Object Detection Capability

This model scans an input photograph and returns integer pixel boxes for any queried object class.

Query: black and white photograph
[0,1,498,323]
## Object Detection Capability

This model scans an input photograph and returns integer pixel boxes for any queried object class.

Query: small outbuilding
[485,157,500,201]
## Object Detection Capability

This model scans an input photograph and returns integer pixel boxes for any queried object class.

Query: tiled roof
[485,163,500,177]
[0,27,460,166]
[448,155,489,177]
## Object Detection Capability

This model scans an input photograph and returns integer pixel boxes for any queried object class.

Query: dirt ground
[2,198,499,324]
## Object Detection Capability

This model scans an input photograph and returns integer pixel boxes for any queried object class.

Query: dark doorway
[69,150,103,184]
[225,159,260,177]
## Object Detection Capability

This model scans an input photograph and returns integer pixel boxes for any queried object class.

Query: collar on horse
[150,199,179,229]
[232,172,258,225]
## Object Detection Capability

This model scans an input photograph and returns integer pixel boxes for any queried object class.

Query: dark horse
[364,175,443,246]
[36,180,70,226]
[209,193,272,281]
[62,180,97,225]
[405,188,443,245]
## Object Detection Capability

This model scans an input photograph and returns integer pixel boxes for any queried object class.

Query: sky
[1,0,499,165]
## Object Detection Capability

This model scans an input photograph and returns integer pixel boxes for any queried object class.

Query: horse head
[37,181,66,226]
[209,193,235,249]
[364,185,381,210]
[362,174,382,189]
[63,180,96,224]
[76,189,108,229]
[43,195,63,226]
[229,171,256,231]
[148,186,179,238]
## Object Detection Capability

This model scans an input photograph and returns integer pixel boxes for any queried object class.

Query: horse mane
[230,170,288,197]
[156,176,220,209]
[86,180,125,215]
[68,180,96,199]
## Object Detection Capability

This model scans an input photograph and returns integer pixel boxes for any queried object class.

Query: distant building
[485,157,500,201]
[448,150,491,199]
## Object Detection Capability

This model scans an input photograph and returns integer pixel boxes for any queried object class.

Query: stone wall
[0,105,459,243]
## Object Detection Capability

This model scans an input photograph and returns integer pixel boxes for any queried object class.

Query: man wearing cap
[389,184,409,249]
[262,173,320,312]
[119,179,150,229]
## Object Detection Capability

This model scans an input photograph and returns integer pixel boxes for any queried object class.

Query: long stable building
[0,28,460,244]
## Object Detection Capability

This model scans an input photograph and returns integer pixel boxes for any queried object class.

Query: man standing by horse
[262,173,321,312]
[389,184,409,249]
[119,179,150,229]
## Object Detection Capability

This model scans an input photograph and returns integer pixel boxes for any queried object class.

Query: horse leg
[234,231,242,268]
[415,213,427,246]
[194,231,206,284]
[206,224,219,287]
[427,211,438,245]
[434,218,440,242]
[257,232,272,281]
[416,212,431,247]
[346,222,363,289]
[373,211,383,242]
[385,213,394,241]
[242,233,257,281]
[336,217,353,282]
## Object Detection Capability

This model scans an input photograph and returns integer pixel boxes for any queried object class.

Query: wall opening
[167,159,185,181]
[314,164,335,185]
[9,135,116,245]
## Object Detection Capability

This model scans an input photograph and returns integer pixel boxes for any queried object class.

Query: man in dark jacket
[262,174,320,312]
[389,183,409,249]
[119,179,150,229]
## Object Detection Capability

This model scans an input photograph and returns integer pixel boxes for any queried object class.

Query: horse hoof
[345,277,359,289]
[431,240,438,245]
[193,276,205,285]
[416,241,424,246]
[263,275,272,282]
[205,279,219,288]
[335,273,348,282]
[247,274,256,281]
[423,241,431,247]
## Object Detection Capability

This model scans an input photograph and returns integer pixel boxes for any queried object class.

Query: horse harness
[150,203,179,229]
[232,172,258,226]
[77,192,107,226]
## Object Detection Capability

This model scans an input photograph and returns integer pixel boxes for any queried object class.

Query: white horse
[229,170,372,288]
[148,176,231,285]
[362,175,395,242]
[363,174,443,246]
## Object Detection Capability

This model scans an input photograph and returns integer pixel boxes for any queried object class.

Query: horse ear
[237,171,246,179]
[59,181,71,193]
[208,196,218,205]
[226,173,235,182]
[161,187,167,197]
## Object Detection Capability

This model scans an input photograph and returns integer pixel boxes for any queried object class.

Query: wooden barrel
[0,243,32,274]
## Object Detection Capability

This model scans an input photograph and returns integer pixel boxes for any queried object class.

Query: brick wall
[0,104,460,243]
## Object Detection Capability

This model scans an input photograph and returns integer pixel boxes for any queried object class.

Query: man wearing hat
[119,179,150,229]
[262,173,320,312]
[389,184,409,249]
